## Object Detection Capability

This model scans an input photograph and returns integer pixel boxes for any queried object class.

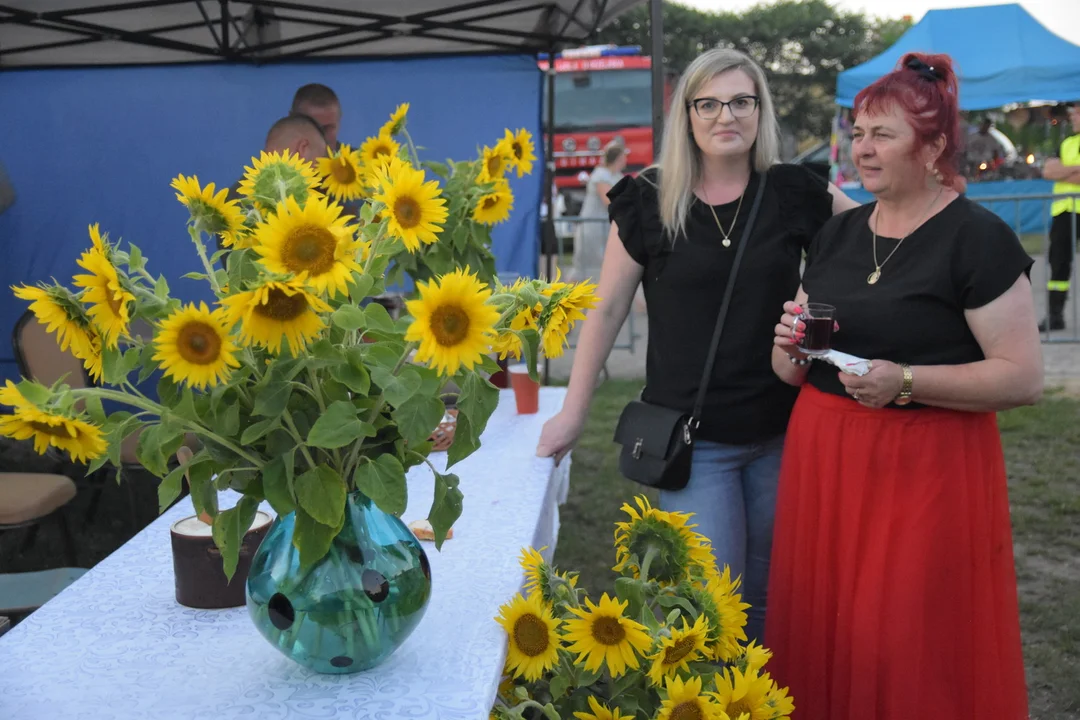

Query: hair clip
[904,56,942,82]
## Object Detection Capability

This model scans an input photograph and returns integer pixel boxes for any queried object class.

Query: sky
[676,0,1080,46]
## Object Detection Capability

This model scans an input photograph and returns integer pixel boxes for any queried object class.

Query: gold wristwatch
[894,363,914,405]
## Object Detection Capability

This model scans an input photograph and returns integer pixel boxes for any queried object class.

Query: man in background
[1040,102,1080,331]
[291,83,341,151]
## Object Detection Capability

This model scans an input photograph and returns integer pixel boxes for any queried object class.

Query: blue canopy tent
[837,3,1080,110]
[0,0,644,386]
[834,3,1080,234]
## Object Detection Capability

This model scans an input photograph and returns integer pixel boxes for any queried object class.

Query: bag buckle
[685,417,697,445]
[632,438,644,460]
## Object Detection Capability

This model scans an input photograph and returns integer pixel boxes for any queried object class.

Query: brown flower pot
[170,511,272,609]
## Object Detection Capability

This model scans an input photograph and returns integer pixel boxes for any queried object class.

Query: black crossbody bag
[612,174,767,491]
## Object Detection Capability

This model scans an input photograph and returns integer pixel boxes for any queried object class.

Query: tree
[596,0,912,140]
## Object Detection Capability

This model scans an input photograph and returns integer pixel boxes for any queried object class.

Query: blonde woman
[536,48,857,642]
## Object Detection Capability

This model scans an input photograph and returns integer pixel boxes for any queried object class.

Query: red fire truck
[539,45,675,216]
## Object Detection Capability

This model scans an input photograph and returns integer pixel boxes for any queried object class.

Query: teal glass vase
[246,491,432,674]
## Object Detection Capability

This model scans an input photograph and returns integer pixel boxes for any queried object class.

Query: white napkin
[816,349,873,376]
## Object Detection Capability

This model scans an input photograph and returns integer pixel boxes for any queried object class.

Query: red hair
[853,52,963,189]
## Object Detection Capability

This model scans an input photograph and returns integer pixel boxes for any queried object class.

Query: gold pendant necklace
[868,187,943,285]
[704,185,745,248]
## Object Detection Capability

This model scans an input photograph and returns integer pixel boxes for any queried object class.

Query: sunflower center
[591,616,626,646]
[28,420,69,438]
[256,288,310,322]
[429,305,470,347]
[663,635,698,665]
[482,196,499,210]
[284,225,337,276]
[393,197,422,229]
[487,155,503,175]
[512,141,523,160]
[670,701,704,720]
[375,144,392,158]
[512,614,550,657]
[727,699,752,718]
[331,158,356,184]
[177,321,223,365]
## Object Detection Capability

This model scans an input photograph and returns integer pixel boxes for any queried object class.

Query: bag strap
[690,172,768,429]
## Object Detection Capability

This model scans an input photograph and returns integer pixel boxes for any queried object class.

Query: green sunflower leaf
[307,400,375,449]
[348,273,376,304]
[293,506,343,570]
[392,395,445,448]
[446,411,480,469]
[353,454,408,517]
[261,448,297,516]
[294,463,347,527]
[332,304,366,331]
[211,496,260,583]
[428,470,462,549]
[364,301,397,334]
[370,366,421,408]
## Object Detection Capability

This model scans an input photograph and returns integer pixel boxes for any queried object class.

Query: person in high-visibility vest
[1040,102,1080,331]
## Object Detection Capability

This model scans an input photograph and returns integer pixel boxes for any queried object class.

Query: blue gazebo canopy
[836,3,1080,110]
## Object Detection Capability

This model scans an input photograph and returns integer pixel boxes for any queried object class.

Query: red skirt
[766,385,1028,720]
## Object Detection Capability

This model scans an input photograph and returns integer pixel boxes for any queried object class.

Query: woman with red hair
[766,53,1040,719]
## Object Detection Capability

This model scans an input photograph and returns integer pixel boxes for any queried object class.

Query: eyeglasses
[688,96,760,120]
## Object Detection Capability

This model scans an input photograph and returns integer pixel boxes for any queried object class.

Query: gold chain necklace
[868,187,943,285]
[704,185,745,248]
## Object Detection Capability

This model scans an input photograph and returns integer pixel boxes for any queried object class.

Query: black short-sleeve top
[607,164,833,445]
[803,197,1034,406]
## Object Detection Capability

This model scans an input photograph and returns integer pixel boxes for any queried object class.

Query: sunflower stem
[282,410,318,471]
[304,366,343,470]
[68,387,264,468]
[187,226,223,296]
[402,128,421,167]
[639,546,659,585]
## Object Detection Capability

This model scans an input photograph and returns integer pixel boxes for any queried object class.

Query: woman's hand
[774,301,808,358]
[536,409,586,465]
[837,360,904,408]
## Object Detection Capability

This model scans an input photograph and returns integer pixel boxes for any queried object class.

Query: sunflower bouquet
[2,105,596,580]
[492,496,794,720]
[314,103,537,289]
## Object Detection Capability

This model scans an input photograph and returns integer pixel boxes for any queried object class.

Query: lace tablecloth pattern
[1,387,571,720]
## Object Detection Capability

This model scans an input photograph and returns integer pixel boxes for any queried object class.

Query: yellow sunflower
[88,223,108,254]
[251,195,362,298]
[613,495,715,586]
[709,667,776,720]
[491,303,539,361]
[0,384,106,463]
[170,174,247,247]
[762,678,795,719]
[372,160,448,253]
[359,130,402,170]
[562,593,652,678]
[502,128,537,178]
[692,567,751,662]
[152,302,240,390]
[658,676,726,720]
[472,180,514,225]
[494,592,561,682]
[404,268,499,376]
[479,143,512,183]
[380,102,409,136]
[12,284,96,360]
[540,276,599,359]
[72,248,134,349]
[79,334,104,384]
[573,696,633,720]
[220,277,331,354]
[237,150,321,210]
[647,615,711,686]
[317,143,366,202]
[738,640,773,673]
[520,546,548,598]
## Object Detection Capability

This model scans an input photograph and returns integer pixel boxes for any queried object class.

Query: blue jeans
[659,435,784,645]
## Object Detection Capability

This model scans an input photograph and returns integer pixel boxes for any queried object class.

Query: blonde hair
[655,48,781,239]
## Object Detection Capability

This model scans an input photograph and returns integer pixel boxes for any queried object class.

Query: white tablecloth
[1,387,571,720]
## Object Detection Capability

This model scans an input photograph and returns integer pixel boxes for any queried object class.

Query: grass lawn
[553,379,1080,720]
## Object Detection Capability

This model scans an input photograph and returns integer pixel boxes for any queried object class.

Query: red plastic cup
[508,364,539,414]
